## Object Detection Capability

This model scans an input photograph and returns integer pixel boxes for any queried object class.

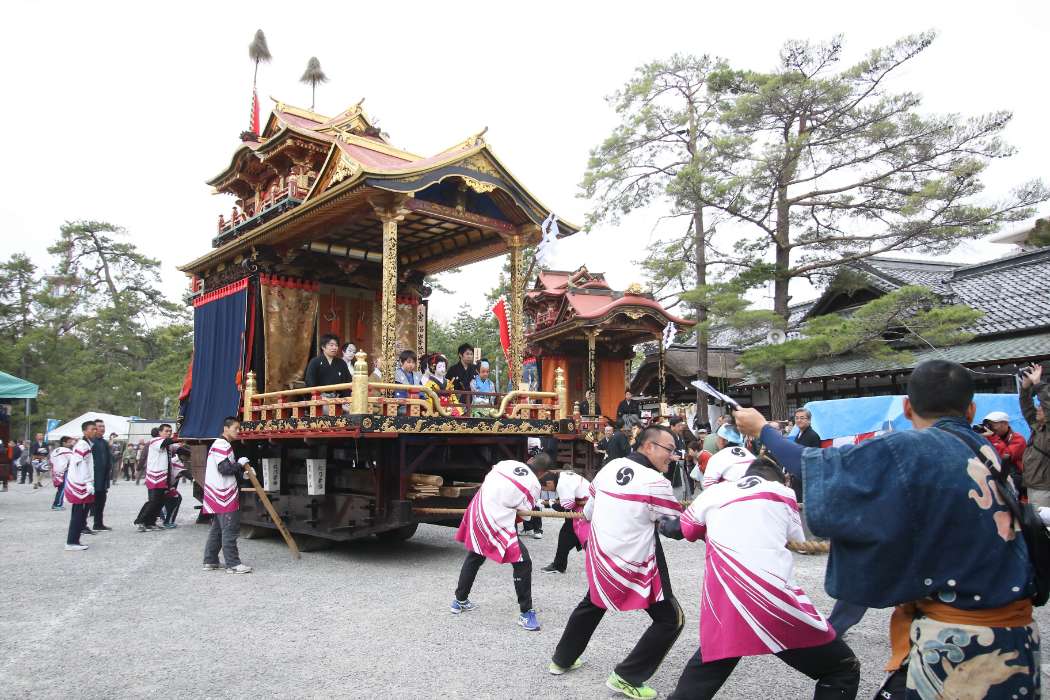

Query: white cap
[983,411,1010,423]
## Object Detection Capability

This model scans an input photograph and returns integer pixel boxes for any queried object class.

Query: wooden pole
[243,465,301,559]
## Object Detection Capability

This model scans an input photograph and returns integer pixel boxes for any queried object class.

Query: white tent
[46,412,131,442]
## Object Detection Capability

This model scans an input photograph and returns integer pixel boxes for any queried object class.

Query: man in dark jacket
[604,421,632,463]
[89,419,113,531]
[1021,364,1050,506]
[616,391,640,424]
[792,408,821,448]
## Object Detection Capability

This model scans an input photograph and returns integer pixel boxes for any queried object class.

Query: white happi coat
[700,445,755,489]
[64,438,95,505]
[202,438,239,514]
[51,446,72,487]
[145,437,172,490]
[455,460,540,564]
[556,470,591,544]
[681,476,834,661]
[584,455,681,611]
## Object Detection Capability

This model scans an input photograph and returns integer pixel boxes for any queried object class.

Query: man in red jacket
[982,410,1026,485]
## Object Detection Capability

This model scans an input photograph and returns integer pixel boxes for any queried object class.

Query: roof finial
[246,30,271,138]
[299,57,329,111]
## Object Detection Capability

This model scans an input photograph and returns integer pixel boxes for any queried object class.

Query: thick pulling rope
[411,506,831,554]
[413,507,581,519]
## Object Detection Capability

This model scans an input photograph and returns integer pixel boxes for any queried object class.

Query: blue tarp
[179,287,247,438]
[803,393,1031,441]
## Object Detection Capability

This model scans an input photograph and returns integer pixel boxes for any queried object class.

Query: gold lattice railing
[241,351,568,424]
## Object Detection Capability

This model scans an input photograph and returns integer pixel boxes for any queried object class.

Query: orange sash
[885,598,1033,671]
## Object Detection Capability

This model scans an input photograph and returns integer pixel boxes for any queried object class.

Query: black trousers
[667,640,860,700]
[552,539,683,686]
[522,515,543,534]
[135,488,167,526]
[90,490,108,528]
[19,463,32,483]
[162,493,181,524]
[549,519,582,572]
[454,541,533,613]
[66,503,89,545]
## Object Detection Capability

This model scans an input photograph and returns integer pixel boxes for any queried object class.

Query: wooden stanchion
[243,465,301,560]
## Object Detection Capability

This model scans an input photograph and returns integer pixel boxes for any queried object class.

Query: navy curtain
[180,284,248,438]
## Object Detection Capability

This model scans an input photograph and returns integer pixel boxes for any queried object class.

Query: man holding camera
[1021,364,1050,506]
[981,410,1026,494]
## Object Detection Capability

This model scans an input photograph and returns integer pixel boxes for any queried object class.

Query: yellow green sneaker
[606,672,657,699]
[547,658,584,675]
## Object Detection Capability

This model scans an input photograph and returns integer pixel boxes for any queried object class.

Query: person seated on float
[304,334,352,413]
[424,353,463,416]
[393,350,424,410]
[446,343,479,393]
[470,360,497,417]
[341,341,358,367]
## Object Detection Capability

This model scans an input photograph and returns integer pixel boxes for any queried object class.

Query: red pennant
[492,298,510,361]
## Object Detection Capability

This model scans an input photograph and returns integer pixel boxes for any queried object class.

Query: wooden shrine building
[180,99,578,400]
[525,267,693,419]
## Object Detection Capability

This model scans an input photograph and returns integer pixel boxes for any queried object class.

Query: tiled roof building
[633,248,1050,412]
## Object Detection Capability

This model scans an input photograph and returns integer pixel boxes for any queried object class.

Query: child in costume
[424,353,462,416]
[470,360,497,417]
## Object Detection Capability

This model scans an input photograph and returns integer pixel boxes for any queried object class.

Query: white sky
[1,0,1046,323]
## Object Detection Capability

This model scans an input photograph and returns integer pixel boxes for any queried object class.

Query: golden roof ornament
[624,282,645,296]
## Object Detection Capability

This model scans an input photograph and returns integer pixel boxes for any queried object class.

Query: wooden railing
[241,351,569,424]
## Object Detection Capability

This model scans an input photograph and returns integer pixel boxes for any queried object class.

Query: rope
[413,506,832,552]
[413,507,581,519]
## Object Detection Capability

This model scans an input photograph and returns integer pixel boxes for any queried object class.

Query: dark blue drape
[180,287,247,438]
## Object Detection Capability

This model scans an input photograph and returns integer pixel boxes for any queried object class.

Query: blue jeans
[203,510,242,567]
[52,475,66,508]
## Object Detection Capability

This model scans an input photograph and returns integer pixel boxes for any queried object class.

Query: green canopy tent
[0,371,39,443]
[0,371,39,399]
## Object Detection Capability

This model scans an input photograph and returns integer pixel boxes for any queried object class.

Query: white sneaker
[64,544,88,551]
[225,564,253,574]
[532,531,543,540]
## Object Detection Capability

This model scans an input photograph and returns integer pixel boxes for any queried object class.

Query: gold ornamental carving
[625,282,645,296]
[462,176,497,194]
[332,155,361,184]
[460,153,500,178]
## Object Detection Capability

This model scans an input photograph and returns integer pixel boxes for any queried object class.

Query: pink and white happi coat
[680,476,835,661]
[64,439,95,505]
[202,438,239,515]
[556,470,591,545]
[144,437,174,490]
[50,446,72,487]
[583,457,682,611]
[700,445,755,489]
[455,460,540,564]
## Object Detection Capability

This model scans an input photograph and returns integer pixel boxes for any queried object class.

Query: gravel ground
[1,480,1046,699]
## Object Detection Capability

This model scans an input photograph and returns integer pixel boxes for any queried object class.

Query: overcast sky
[1,1,1046,323]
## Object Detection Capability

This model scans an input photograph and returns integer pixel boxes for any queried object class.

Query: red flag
[492,297,510,361]
[250,88,260,135]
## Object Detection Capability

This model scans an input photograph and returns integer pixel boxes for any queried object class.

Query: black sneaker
[541,563,564,574]
[94,525,113,531]
[82,528,96,535]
